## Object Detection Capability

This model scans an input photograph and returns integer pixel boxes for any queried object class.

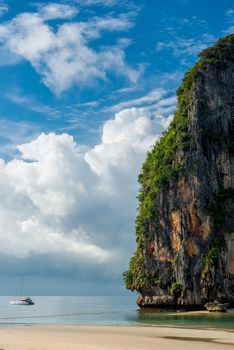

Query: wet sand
[0,325,234,350]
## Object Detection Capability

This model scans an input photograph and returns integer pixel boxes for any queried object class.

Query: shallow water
[0,296,233,328]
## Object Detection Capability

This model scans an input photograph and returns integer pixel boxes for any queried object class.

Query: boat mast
[19,275,23,297]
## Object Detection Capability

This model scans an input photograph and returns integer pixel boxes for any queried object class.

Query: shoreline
[1,322,234,334]
[0,308,233,330]
[0,324,234,350]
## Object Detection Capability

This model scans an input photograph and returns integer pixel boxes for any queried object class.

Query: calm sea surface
[0,296,233,328]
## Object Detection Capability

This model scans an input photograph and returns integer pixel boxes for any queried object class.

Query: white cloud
[93,14,133,31]
[225,8,234,34]
[0,119,41,159]
[106,88,167,112]
[75,0,119,6]
[0,4,139,94]
[0,3,8,17]
[0,107,170,272]
[5,89,60,117]
[226,27,234,34]
[38,3,79,20]
[226,9,234,17]
[154,15,217,61]
[104,90,177,127]
[0,13,55,60]
[0,47,21,65]
[156,34,216,57]
[85,108,161,194]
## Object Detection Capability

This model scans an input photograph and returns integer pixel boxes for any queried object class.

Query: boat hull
[10,299,34,305]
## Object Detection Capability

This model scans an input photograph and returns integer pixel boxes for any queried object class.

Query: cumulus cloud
[86,108,160,194]
[0,4,139,94]
[0,107,169,279]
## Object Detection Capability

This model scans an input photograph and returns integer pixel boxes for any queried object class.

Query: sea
[0,296,234,329]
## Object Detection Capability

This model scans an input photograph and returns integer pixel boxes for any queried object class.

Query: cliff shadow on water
[123,34,234,310]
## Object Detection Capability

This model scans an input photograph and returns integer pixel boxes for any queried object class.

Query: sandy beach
[0,325,234,350]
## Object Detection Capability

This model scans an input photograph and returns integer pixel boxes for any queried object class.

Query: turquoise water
[0,296,233,328]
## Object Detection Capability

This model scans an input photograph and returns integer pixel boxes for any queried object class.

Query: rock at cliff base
[204,301,229,312]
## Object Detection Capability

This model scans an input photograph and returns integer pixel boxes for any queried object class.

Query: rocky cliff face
[124,34,234,308]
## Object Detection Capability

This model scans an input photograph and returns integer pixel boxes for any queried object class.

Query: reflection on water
[128,309,234,329]
[0,296,233,328]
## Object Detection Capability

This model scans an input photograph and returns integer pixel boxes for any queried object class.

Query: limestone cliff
[124,34,234,308]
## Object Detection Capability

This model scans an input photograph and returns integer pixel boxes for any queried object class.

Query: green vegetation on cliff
[201,246,219,280]
[170,282,183,299]
[124,34,234,293]
[123,44,202,293]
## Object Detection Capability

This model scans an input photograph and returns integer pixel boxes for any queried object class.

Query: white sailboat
[10,276,34,305]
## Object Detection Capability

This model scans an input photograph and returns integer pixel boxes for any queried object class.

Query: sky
[0,0,233,296]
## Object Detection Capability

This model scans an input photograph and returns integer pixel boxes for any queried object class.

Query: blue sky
[0,0,232,156]
[0,0,233,295]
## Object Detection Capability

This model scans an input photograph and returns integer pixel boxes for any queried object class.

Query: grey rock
[125,34,234,309]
